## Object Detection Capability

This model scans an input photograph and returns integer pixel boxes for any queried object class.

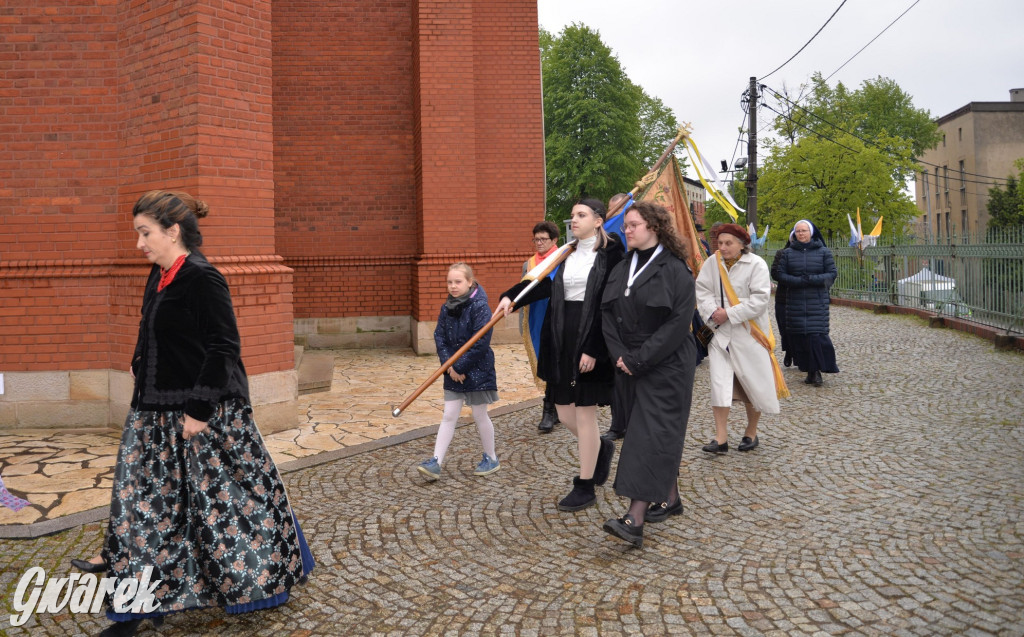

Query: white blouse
[563,235,598,301]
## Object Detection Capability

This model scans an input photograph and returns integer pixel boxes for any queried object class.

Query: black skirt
[550,301,611,407]
[789,333,839,374]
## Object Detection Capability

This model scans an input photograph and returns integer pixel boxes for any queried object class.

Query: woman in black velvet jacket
[90,191,313,637]
[496,198,624,512]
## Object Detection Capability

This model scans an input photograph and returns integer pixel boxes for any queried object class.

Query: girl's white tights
[433,398,496,464]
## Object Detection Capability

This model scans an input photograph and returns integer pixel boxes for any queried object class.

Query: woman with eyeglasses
[598,201,696,548]
[496,199,624,512]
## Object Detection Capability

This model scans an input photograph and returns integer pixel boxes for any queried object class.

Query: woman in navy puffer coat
[770,220,840,386]
[415,263,500,481]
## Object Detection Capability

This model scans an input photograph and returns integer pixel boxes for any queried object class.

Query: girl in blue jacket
[417,263,501,480]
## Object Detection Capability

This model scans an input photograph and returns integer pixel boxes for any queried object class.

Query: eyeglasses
[532,237,553,244]
[623,222,647,231]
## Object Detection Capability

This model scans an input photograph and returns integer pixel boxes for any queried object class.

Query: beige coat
[695,252,780,414]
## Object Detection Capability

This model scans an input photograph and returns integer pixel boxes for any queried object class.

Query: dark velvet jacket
[771,237,838,335]
[503,233,624,387]
[131,253,250,421]
[434,283,497,393]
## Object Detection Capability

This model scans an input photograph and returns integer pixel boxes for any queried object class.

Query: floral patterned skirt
[103,398,313,621]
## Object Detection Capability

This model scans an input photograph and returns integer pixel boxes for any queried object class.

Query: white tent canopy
[897,267,956,308]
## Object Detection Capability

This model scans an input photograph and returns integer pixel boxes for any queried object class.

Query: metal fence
[758,226,1024,335]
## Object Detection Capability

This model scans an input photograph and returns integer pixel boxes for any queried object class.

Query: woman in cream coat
[695,223,779,453]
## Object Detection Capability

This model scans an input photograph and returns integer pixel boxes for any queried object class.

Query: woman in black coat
[770,240,792,367]
[496,198,624,512]
[599,201,696,548]
[771,219,839,386]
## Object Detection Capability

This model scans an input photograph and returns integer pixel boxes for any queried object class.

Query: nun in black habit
[599,200,697,548]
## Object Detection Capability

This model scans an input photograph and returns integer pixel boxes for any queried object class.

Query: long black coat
[770,243,791,351]
[504,233,624,389]
[772,238,838,335]
[601,248,696,503]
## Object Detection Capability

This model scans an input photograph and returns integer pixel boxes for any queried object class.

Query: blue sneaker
[473,454,500,476]
[417,457,441,481]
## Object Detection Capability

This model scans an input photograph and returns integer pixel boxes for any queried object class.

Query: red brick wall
[272,0,419,318]
[1,1,291,377]
[1,0,544,380]
[409,0,544,320]
[0,1,121,370]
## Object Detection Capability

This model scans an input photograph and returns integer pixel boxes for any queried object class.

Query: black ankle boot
[812,370,823,387]
[593,438,614,486]
[537,399,557,433]
[557,476,596,511]
[99,619,143,637]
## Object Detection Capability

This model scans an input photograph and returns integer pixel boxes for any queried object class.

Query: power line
[759,102,1008,194]
[759,0,848,81]
[824,0,922,82]
[764,85,1014,184]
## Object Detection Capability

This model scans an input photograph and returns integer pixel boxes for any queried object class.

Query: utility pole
[746,76,758,230]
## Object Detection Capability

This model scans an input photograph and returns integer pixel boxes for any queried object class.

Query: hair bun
[194,201,210,219]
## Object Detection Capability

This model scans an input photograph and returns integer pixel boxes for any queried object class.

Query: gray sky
[537,0,1023,184]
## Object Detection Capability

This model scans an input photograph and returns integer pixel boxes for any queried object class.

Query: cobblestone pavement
[0,345,543,529]
[2,306,1023,635]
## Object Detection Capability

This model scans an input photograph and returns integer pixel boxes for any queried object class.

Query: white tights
[433,398,496,464]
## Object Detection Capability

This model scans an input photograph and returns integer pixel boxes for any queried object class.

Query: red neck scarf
[158,253,188,292]
[535,243,558,262]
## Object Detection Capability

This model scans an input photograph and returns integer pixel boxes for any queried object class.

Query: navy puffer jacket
[434,283,497,393]
[772,238,838,335]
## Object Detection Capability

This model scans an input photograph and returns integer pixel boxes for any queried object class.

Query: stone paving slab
[1,305,1023,635]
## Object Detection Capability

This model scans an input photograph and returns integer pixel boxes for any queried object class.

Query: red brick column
[0,1,295,430]
[410,0,545,352]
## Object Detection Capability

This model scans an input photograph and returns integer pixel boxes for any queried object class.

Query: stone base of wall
[295,316,413,349]
[0,369,299,434]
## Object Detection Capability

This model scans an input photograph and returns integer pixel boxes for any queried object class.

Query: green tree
[769,73,940,184]
[540,25,683,219]
[758,129,919,241]
[986,174,1023,230]
[761,74,938,237]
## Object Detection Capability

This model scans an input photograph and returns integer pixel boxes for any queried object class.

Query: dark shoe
[99,619,143,637]
[701,439,728,453]
[71,557,109,573]
[804,372,815,384]
[738,436,759,452]
[600,429,624,441]
[602,514,644,548]
[557,476,596,511]
[645,498,683,523]
[783,352,792,367]
[537,400,557,433]
[812,370,823,387]
[593,438,615,486]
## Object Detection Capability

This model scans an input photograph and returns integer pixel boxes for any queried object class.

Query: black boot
[593,438,614,486]
[99,619,143,637]
[812,370,823,387]
[557,476,596,511]
[537,399,557,433]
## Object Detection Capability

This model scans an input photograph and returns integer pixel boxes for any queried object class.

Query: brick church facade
[0,1,545,431]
